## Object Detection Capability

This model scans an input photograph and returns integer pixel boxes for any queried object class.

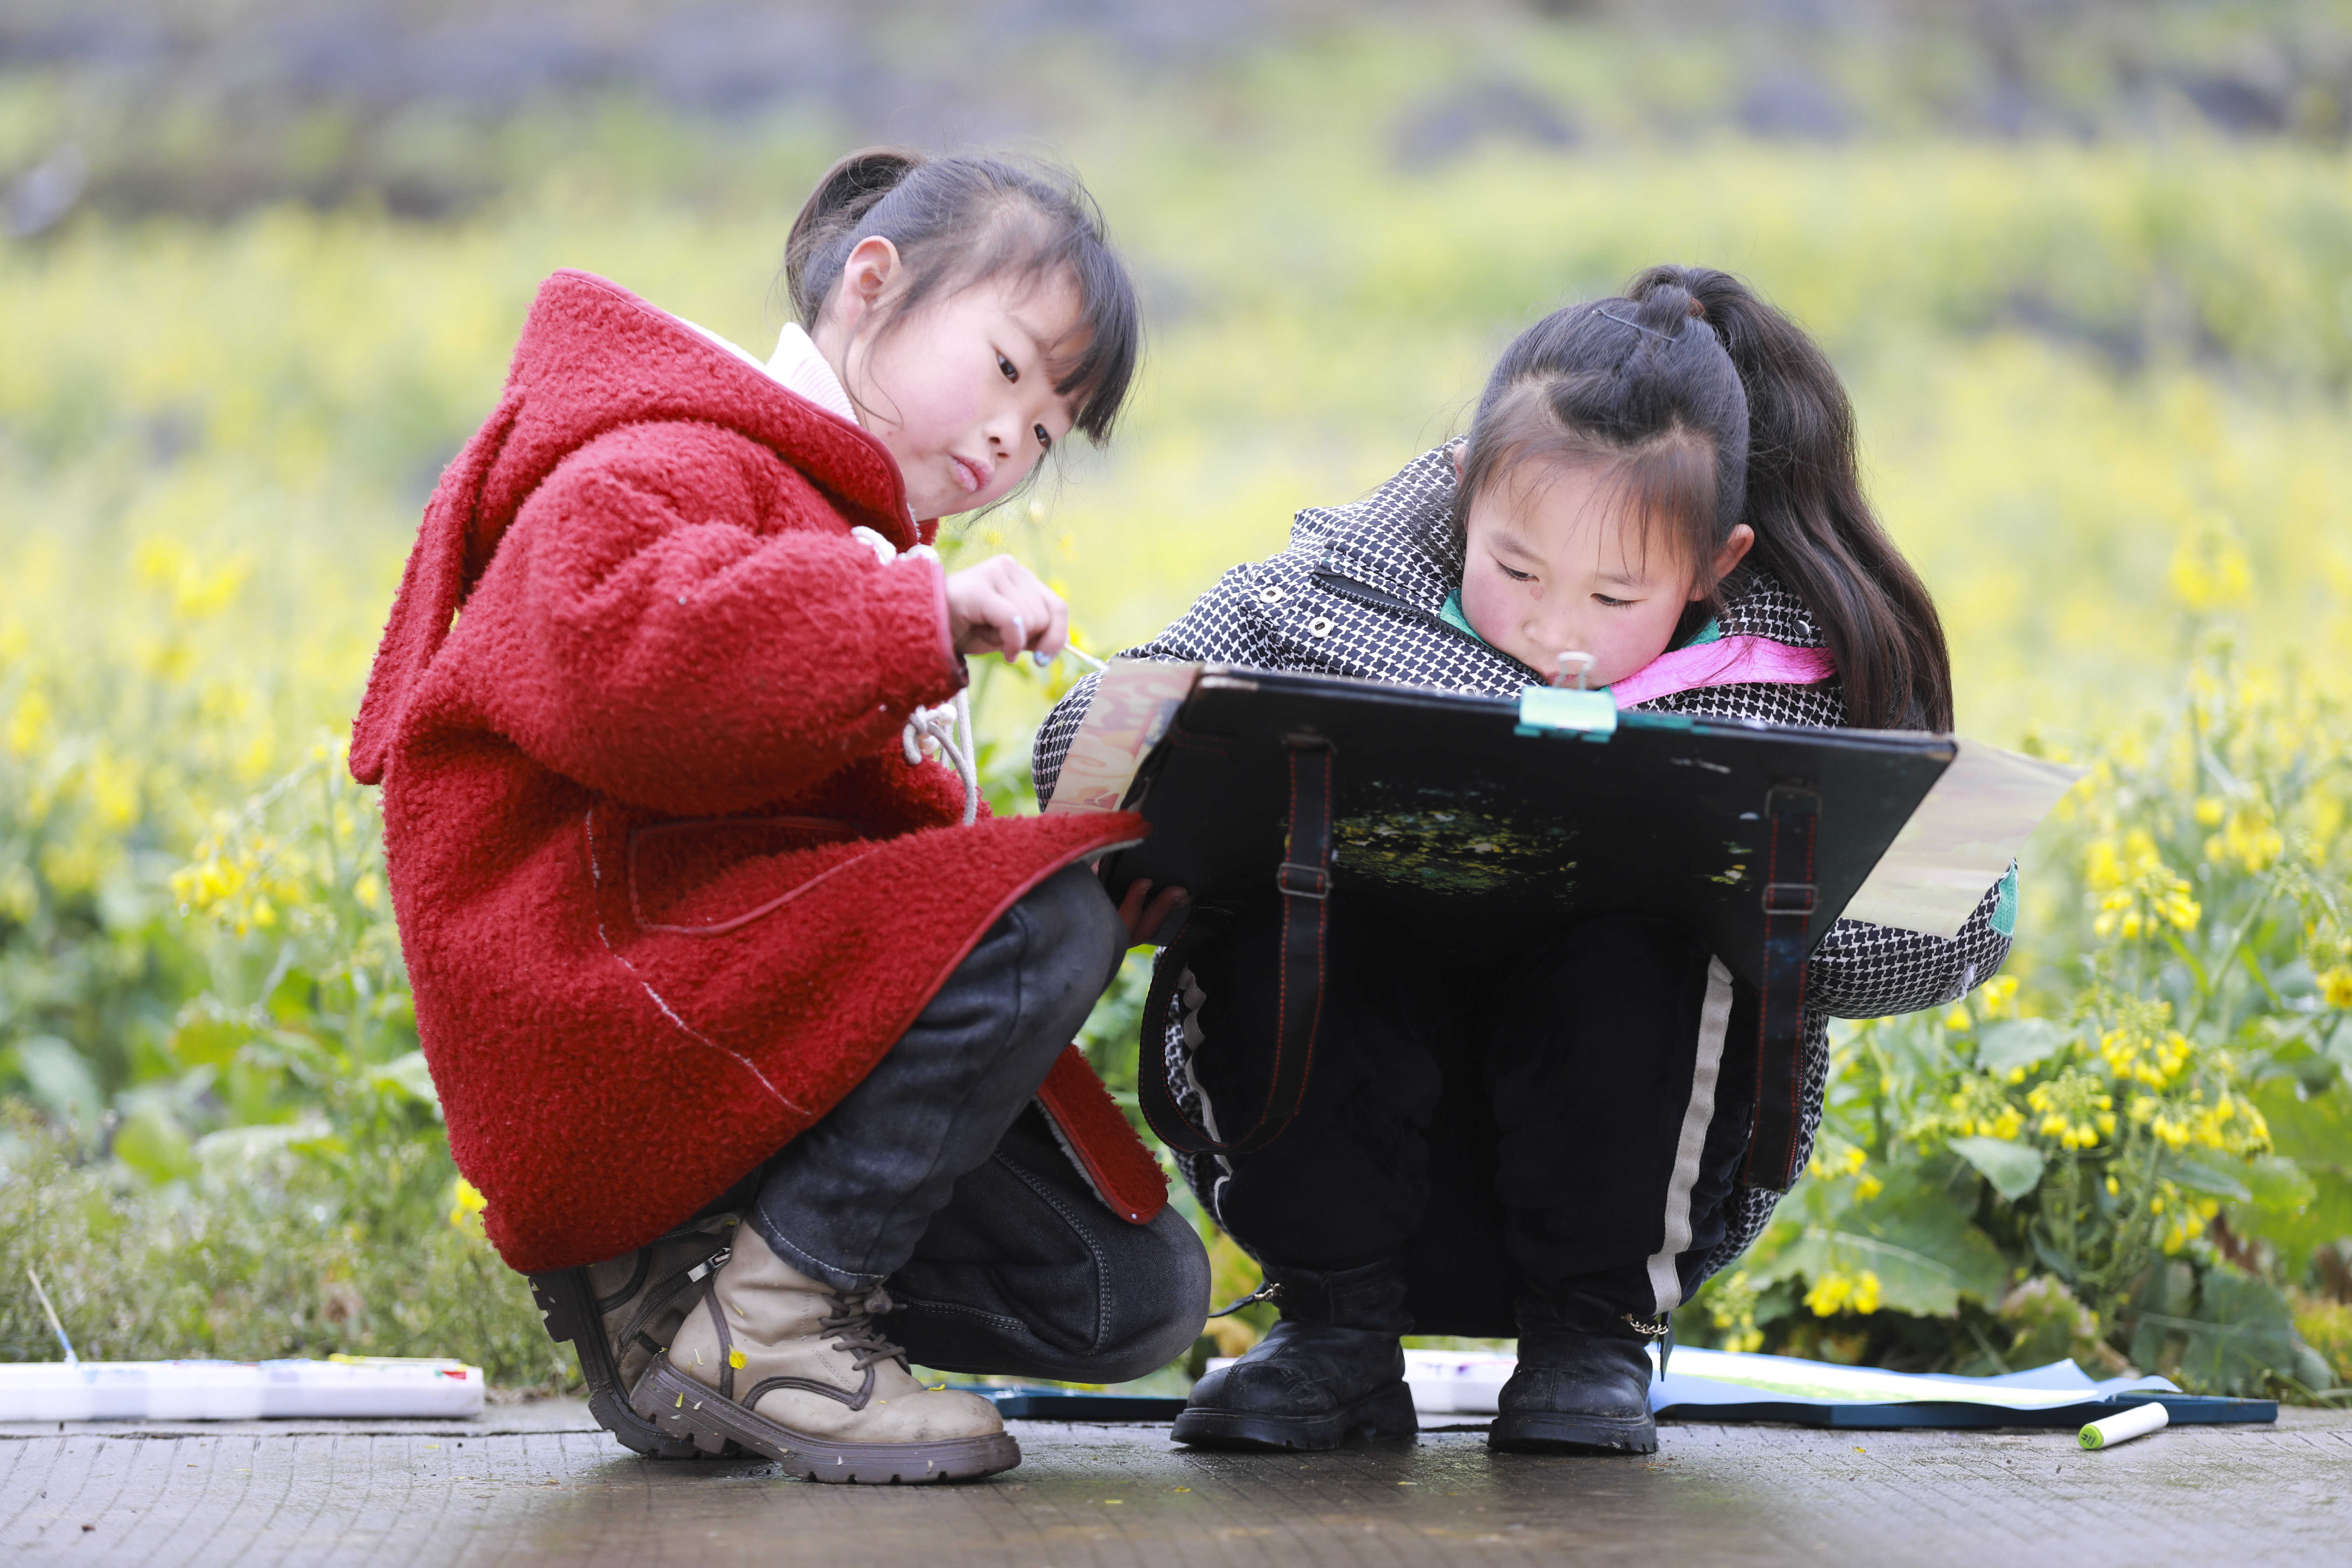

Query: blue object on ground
[1650,1349,2275,1429]
[960,1386,1190,1421]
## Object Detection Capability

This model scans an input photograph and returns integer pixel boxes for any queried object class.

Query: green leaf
[2134,1265,2333,1396]
[1752,1163,2010,1317]
[1974,1018,2073,1074]
[13,1036,104,1132]
[2232,1166,2352,1279]
[2162,1150,2254,1202]
[1949,1135,2046,1200]
[2241,1153,2317,1212]
[169,1016,250,1069]
[2253,1077,2350,1167]
[2235,1079,2352,1273]
[366,1051,440,1108]
[195,1120,325,1167]
[113,1105,199,1184]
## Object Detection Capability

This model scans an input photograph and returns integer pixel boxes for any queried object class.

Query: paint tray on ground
[1402,1346,2274,1428]
[0,1357,485,1422]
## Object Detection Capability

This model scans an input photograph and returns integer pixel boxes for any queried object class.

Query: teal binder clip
[1515,652,1617,741]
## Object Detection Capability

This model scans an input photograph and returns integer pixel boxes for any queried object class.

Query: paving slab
[2,1400,2345,1567]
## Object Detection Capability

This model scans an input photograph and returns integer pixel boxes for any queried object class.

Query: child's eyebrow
[1004,309,1087,402]
[1004,310,1062,361]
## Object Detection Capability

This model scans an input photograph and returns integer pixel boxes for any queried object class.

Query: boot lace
[820,1286,910,1373]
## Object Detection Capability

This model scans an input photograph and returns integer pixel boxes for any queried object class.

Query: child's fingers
[1116,878,1152,938]
[989,559,1064,658]
[1035,586,1070,660]
[948,557,1066,661]
[947,577,1027,658]
[1120,881,1189,947]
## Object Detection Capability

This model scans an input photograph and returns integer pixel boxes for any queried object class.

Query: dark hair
[1448,266,1953,731]
[782,147,1141,445]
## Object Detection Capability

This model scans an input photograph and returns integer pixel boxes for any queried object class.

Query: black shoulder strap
[1743,781,1820,1191]
[1138,737,1334,1157]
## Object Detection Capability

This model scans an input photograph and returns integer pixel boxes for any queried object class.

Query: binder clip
[1515,650,1617,741]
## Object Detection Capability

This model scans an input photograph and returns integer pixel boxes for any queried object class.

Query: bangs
[1050,239,1141,445]
[985,209,1140,446]
[1464,381,1726,587]
[860,176,1141,447]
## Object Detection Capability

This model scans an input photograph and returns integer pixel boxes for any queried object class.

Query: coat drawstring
[852,524,982,827]
[852,524,1108,828]
[903,688,979,827]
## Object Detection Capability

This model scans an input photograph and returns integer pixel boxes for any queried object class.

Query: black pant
[886,1105,1210,1384]
[726,863,1210,1383]
[1187,899,1760,1335]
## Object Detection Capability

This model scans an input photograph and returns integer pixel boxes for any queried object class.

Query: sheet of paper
[1842,739,2084,938]
[1380,1348,2179,1416]
[1041,660,1203,815]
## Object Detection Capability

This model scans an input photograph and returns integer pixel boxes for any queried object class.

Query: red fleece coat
[352,270,1153,1273]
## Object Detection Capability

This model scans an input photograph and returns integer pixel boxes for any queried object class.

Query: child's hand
[946,555,1068,664]
[1116,878,1190,947]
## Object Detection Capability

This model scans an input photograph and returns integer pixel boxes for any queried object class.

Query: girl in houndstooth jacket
[1035,267,2017,1458]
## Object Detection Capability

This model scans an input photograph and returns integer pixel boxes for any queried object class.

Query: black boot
[1489,1292,1659,1455]
[1171,1254,1418,1451]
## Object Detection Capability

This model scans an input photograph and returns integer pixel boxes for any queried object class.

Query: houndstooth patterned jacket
[1035,445,2015,1278]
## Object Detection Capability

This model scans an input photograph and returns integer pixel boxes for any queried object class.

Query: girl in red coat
[353,149,1208,1483]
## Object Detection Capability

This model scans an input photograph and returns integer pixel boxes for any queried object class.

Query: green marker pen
[2080,1402,2168,1449]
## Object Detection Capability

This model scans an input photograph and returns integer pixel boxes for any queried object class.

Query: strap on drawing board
[1139,734,1334,1157]
[1744,781,1820,1191]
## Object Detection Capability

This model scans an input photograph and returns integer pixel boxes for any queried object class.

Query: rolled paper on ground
[0,1358,484,1421]
[2080,1401,2169,1449]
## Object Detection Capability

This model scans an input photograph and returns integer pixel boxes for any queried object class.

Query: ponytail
[1627,266,1954,732]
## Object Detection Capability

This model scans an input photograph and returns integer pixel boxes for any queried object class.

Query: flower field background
[2,0,2350,1398]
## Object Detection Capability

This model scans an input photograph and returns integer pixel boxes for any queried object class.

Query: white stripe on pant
[1645,956,1737,1316]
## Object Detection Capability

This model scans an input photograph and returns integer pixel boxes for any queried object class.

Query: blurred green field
[3,6,2350,1395]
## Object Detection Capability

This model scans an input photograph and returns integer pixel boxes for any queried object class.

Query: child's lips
[950,454,992,495]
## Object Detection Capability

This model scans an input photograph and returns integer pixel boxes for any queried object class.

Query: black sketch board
[1097,666,1955,991]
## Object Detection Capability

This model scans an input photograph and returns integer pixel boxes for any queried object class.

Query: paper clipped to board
[1044,660,2081,939]
[1841,740,2083,938]
[1042,659,1204,817]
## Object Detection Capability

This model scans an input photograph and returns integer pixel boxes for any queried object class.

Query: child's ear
[834,236,903,331]
[1697,523,1756,598]
[1448,439,1466,481]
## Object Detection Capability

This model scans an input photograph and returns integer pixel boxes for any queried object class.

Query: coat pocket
[625,816,878,937]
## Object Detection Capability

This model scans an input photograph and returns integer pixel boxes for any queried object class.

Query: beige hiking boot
[530,1214,741,1458]
[629,1224,1018,1483]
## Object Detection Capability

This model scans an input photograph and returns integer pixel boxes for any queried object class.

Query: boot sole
[630,1356,1022,1484]
[1488,1408,1658,1455]
[528,1268,726,1461]
[1170,1378,1418,1451]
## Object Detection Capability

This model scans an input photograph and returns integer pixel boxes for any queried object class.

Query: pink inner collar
[1610,635,1836,708]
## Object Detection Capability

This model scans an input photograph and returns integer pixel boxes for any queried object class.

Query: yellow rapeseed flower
[1805,1270,1883,1317]
[2087,830,2200,940]
[2205,802,2283,875]
[448,1178,488,1232]
[2168,514,2253,612]
[4,686,48,755]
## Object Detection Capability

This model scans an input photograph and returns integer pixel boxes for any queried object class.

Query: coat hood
[352,268,924,784]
